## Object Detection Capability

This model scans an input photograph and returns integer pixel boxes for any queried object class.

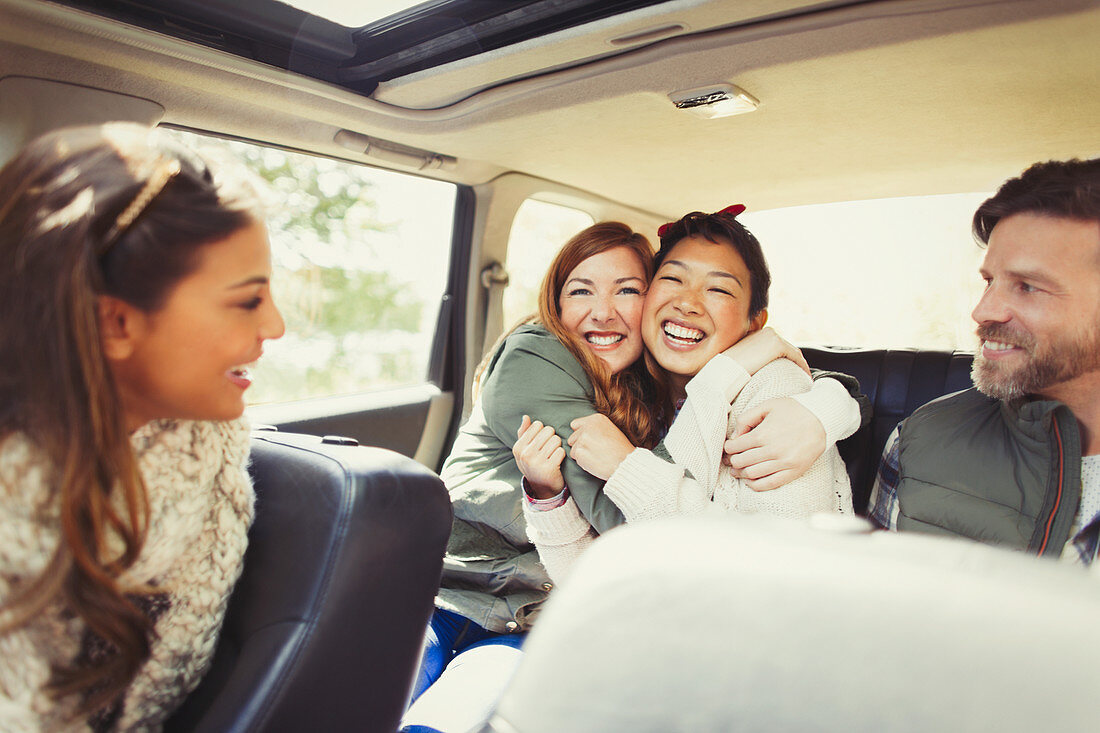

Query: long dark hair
[0,123,254,715]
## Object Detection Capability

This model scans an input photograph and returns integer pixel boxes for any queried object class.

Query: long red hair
[536,222,666,447]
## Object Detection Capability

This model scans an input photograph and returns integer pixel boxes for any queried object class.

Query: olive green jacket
[436,324,624,633]
[896,387,1081,556]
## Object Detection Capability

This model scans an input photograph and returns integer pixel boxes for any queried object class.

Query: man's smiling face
[971,213,1100,402]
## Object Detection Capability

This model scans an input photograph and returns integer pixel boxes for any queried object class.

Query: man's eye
[1019,282,1038,293]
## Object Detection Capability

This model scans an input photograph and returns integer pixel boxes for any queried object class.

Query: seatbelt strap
[480,261,510,359]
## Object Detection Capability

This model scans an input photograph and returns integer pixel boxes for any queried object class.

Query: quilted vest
[895,387,1081,557]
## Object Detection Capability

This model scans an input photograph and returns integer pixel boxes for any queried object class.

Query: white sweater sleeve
[520,352,748,583]
[722,360,855,517]
[600,353,749,523]
[661,355,860,487]
[792,376,862,445]
[525,450,721,583]
[663,353,750,494]
[602,448,714,522]
[604,360,854,522]
[524,496,598,584]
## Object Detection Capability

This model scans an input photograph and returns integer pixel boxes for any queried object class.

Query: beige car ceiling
[0,0,1097,216]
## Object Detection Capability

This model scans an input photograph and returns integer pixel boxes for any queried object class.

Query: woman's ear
[97,295,144,361]
[749,308,768,332]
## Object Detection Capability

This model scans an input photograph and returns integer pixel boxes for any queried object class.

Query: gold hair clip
[99,157,182,255]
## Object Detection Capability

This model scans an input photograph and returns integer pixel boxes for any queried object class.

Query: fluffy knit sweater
[0,418,254,732]
[526,355,855,582]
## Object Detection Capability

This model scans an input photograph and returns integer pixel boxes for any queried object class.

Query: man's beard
[972,321,1100,401]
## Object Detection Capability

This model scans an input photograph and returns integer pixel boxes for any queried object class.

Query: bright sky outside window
[161,127,456,404]
[282,0,430,27]
[503,194,991,352]
[741,193,990,350]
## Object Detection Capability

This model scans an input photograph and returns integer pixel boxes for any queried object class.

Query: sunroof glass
[281,0,432,28]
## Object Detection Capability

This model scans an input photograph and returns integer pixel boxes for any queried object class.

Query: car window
[741,193,989,351]
[162,128,457,405]
[502,198,594,328]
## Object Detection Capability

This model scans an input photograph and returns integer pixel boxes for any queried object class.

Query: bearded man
[869,158,1100,566]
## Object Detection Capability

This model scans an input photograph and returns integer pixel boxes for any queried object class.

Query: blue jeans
[401,608,526,733]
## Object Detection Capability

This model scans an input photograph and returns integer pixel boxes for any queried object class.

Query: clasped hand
[514,415,567,499]
[513,412,635,497]
[566,413,634,481]
[724,396,826,491]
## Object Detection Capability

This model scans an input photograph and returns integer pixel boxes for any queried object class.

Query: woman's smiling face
[107,219,286,430]
[642,235,765,392]
[558,245,648,375]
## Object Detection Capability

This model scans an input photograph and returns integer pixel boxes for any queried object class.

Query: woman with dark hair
[403,219,859,732]
[520,207,856,581]
[0,123,284,730]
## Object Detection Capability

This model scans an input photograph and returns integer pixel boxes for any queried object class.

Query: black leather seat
[164,431,452,733]
[804,347,974,514]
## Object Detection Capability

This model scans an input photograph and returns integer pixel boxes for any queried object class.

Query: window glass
[740,193,989,350]
[161,128,456,404]
[283,0,429,27]
[502,199,594,328]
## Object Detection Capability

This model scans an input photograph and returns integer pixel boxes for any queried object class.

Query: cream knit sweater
[0,418,254,732]
[526,356,856,582]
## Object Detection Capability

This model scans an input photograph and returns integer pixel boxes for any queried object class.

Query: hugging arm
[513,415,599,583]
[724,374,862,490]
[523,496,598,584]
[600,354,856,520]
[721,359,855,516]
[525,364,735,573]
[713,329,865,487]
[564,338,860,519]
[646,345,860,503]
[675,327,861,491]
[482,341,625,533]
[600,353,749,522]
[807,367,871,430]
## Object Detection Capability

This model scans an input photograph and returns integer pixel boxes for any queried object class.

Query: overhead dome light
[669,84,759,119]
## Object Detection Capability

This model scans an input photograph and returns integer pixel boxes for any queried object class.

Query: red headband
[657,204,747,238]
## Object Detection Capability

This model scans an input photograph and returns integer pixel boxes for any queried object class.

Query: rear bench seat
[803,347,975,515]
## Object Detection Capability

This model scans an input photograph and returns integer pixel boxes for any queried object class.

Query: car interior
[1,0,1098,729]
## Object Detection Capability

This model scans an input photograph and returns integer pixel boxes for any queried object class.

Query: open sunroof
[51,0,676,94]
[282,0,431,29]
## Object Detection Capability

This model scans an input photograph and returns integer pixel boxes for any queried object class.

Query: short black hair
[655,210,771,318]
[973,158,1100,244]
